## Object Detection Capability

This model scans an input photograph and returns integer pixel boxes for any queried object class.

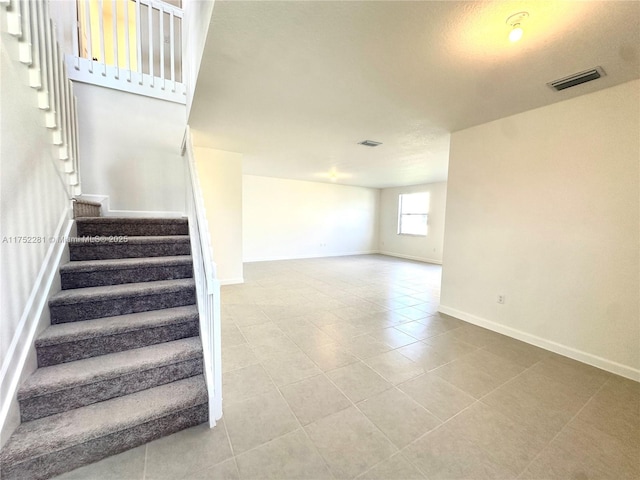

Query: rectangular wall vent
[547,66,606,91]
[358,140,382,147]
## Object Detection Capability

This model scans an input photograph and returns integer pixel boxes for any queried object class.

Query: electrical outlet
[497,294,505,304]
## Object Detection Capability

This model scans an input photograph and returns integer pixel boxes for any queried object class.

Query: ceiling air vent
[547,67,606,91]
[358,140,382,147]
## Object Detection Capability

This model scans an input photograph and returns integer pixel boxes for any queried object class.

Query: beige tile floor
[57,255,640,480]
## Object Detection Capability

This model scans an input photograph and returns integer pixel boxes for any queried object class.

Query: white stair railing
[67,0,185,104]
[2,0,81,198]
[182,127,222,427]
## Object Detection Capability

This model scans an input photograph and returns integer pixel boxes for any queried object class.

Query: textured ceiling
[188,1,640,188]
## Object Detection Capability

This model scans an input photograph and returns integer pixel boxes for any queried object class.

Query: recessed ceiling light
[358,140,382,147]
[506,12,529,42]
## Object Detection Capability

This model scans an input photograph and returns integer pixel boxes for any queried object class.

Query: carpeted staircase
[0,217,208,480]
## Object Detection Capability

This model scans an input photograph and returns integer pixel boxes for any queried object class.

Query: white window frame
[397,192,429,236]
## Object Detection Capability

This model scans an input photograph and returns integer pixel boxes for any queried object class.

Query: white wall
[74,83,186,215]
[192,146,244,284]
[441,80,640,380]
[47,0,76,55]
[379,182,447,264]
[183,0,215,118]
[0,19,74,446]
[243,175,380,262]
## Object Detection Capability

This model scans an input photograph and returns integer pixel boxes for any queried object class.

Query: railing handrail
[68,0,185,104]
[139,0,183,18]
[3,0,81,198]
[183,125,222,426]
[183,127,217,294]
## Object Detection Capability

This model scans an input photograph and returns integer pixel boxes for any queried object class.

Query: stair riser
[20,358,203,422]
[69,242,191,261]
[37,320,200,367]
[77,223,188,237]
[50,288,196,324]
[61,264,193,289]
[1,404,208,480]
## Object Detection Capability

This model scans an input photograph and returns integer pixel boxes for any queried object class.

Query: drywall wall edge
[0,208,73,444]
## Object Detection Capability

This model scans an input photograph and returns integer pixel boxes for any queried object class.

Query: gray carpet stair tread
[19,338,203,399]
[49,278,195,306]
[73,199,102,207]
[36,305,199,347]
[68,235,190,245]
[75,217,187,225]
[1,375,207,465]
[59,255,192,273]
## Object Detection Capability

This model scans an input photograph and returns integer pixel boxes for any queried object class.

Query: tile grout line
[142,443,148,480]
[220,413,241,477]
[253,347,339,480]
[224,286,483,478]
[230,306,345,478]
[513,376,611,479]
[222,260,544,479]
[391,354,547,478]
[286,319,445,479]
[248,310,408,479]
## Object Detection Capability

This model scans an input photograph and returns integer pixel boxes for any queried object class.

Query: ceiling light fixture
[315,168,352,182]
[506,12,529,43]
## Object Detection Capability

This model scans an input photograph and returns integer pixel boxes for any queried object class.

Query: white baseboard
[0,208,73,441]
[378,251,442,265]
[243,250,380,263]
[219,277,245,286]
[438,305,640,382]
[78,194,184,218]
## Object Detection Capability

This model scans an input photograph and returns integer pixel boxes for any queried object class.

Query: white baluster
[136,0,142,84]
[124,0,131,82]
[98,0,106,76]
[19,0,32,64]
[7,0,22,37]
[84,0,93,73]
[72,1,80,70]
[72,95,81,189]
[169,10,175,92]
[112,0,118,79]
[148,2,154,86]
[43,3,56,128]
[50,23,63,146]
[35,0,49,109]
[28,0,42,88]
[159,5,165,90]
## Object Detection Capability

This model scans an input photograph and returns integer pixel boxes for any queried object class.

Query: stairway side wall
[0,24,73,447]
[74,82,187,216]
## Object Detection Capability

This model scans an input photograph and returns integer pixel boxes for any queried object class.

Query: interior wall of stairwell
[183,0,215,118]
[0,26,72,447]
[73,82,187,215]
[440,80,640,380]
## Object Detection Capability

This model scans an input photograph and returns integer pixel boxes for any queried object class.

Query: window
[398,192,429,236]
